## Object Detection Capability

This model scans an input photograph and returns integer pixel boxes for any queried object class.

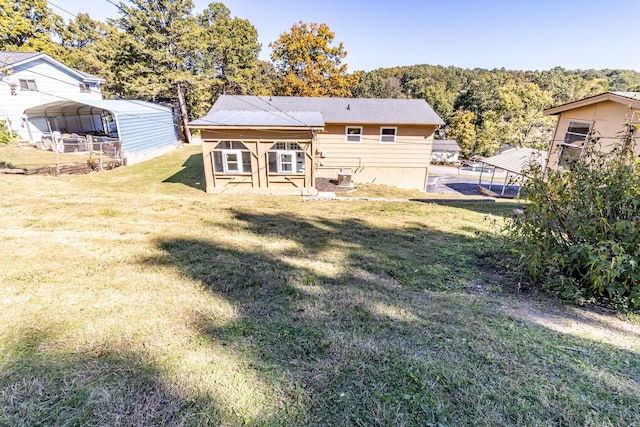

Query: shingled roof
[191,95,444,128]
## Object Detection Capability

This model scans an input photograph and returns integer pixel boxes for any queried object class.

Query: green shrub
[0,120,15,143]
[503,141,640,310]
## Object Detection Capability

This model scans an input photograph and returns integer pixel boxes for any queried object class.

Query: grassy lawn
[1,145,638,426]
[0,142,101,168]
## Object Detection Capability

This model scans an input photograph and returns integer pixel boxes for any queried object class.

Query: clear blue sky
[49,0,640,72]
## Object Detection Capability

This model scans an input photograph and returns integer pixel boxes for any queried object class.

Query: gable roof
[544,91,640,116]
[432,139,460,152]
[191,95,444,128]
[0,50,105,83]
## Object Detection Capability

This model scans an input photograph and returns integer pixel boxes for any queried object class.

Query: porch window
[19,79,37,91]
[212,141,252,174]
[345,126,362,143]
[380,127,397,143]
[268,142,305,174]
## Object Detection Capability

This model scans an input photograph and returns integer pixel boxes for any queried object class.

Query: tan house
[189,95,444,195]
[544,91,640,169]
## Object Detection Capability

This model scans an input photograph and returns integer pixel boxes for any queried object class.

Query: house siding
[0,58,102,141]
[316,124,436,189]
[547,100,640,169]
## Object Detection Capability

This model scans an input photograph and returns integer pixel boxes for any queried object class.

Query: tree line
[2,0,640,154]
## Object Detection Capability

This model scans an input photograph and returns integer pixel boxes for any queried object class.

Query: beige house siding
[201,129,316,195]
[546,99,640,169]
[315,124,437,189]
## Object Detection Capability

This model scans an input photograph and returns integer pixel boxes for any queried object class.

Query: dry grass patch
[0,145,638,426]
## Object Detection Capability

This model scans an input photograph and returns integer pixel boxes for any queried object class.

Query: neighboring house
[544,91,640,169]
[431,139,460,163]
[189,95,444,195]
[0,51,180,164]
[0,51,104,141]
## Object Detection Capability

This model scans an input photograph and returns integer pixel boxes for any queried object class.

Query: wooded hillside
[352,65,640,156]
[3,1,640,156]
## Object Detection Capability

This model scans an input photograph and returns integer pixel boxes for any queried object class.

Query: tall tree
[59,13,122,96]
[114,0,196,142]
[0,0,64,55]
[270,21,357,97]
[196,3,260,95]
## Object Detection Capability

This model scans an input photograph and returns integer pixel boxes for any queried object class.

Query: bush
[0,120,14,143]
[503,141,640,310]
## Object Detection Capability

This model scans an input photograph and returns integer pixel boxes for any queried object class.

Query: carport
[24,100,180,164]
[478,147,547,197]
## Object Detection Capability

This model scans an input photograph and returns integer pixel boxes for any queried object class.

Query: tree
[58,14,122,97]
[270,21,357,97]
[0,0,64,55]
[113,0,197,142]
[185,2,262,116]
[446,110,476,157]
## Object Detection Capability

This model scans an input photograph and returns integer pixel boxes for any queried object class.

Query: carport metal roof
[24,99,171,117]
[479,147,547,176]
[477,147,548,197]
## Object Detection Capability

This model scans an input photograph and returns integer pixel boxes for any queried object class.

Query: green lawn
[1,145,638,426]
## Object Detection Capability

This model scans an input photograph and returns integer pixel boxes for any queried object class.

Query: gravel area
[315,177,355,193]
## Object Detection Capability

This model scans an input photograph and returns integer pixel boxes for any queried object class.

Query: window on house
[345,126,362,143]
[558,121,592,168]
[79,83,91,93]
[212,141,252,174]
[563,121,592,145]
[268,142,305,174]
[380,127,397,143]
[19,79,37,91]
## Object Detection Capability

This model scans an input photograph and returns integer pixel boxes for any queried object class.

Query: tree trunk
[176,81,192,144]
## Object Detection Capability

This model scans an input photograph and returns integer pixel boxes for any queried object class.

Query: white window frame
[79,83,91,93]
[221,149,243,174]
[19,79,37,91]
[268,142,306,174]
[563,120,592,145]
[345,126,362,143]
[277,151,295,173]
[380,127,397,144]
[212,141,251,174]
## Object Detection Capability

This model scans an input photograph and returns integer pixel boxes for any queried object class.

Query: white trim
[345,126,362,143]
[563,120,592,145]
[380,126,397,144]
[222,149,243,174]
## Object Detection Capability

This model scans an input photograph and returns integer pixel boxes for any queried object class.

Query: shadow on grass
[163,153,205,191]
[141,210,640,425]
[0,325,202,426]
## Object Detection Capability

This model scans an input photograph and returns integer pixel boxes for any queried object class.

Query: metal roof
[24,100,171,117]
[432,139,460,151]
[189,110,324,128]
[198,95,444,126]
[479,147,547,176]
